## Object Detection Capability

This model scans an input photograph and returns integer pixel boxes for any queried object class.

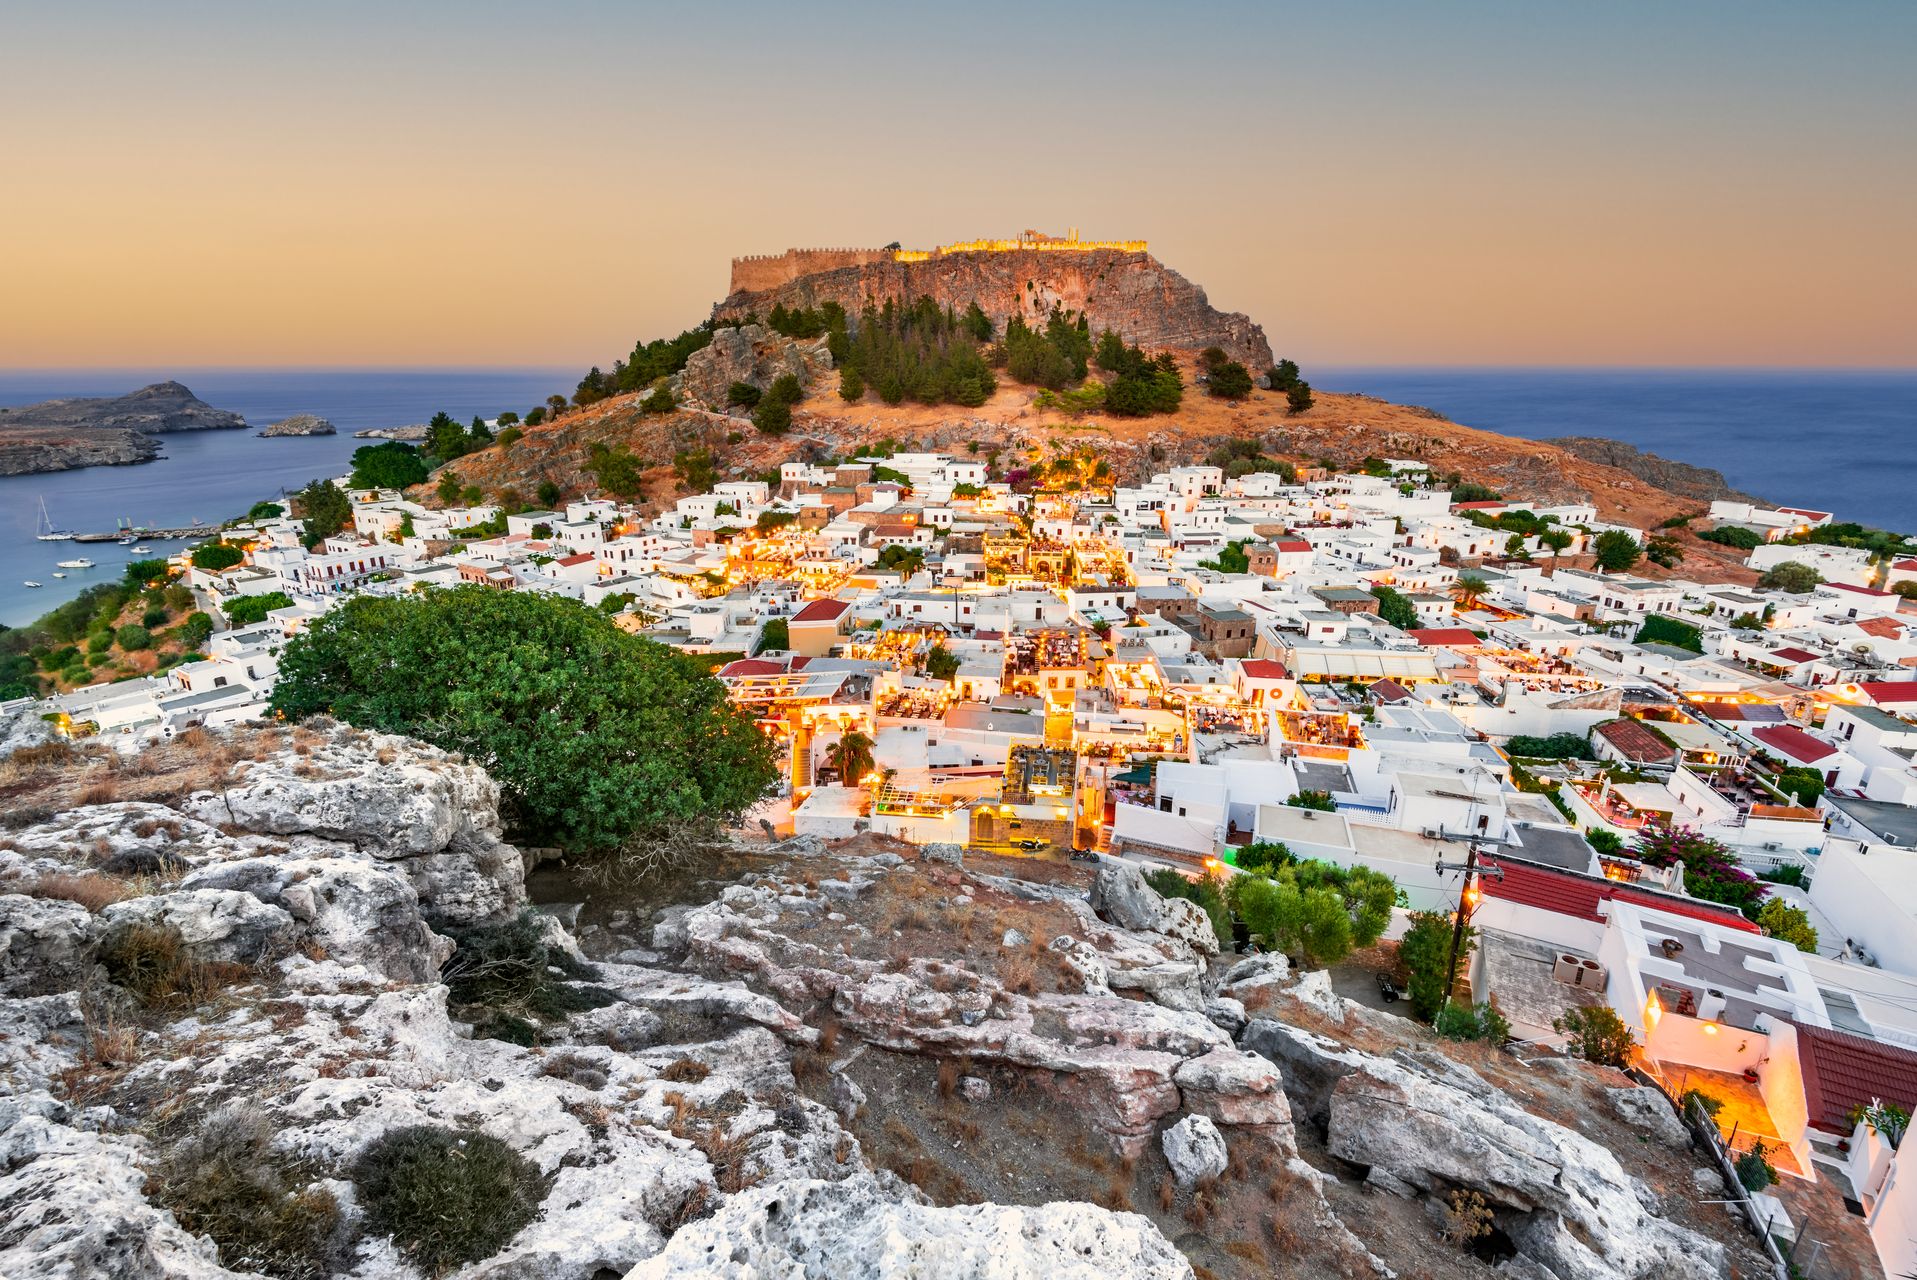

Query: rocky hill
[0,380,248,475]
[0,724,1774,1280]
[259,413,336,438]
[716,248,1273,371]
[426,364,1720,539]
[1544,436,1760,505]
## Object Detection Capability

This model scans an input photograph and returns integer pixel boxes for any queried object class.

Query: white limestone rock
[0,894,95,995]
[623,1173,1195,1280]
[1173,1046,1294,1131]
[1161,1114,1229,1190]
[102,887,294,965]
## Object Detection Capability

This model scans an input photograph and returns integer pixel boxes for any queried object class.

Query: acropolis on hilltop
[729,230,1147,295]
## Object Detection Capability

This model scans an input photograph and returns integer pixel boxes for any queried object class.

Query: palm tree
[1454,572,1490,611]
[826,731,875,785]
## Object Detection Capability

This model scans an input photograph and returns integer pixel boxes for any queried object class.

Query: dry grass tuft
[659,1057,712,1084]
[29,871,132,912]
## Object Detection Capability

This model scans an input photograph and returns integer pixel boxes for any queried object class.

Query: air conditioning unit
[1553,954,1585,985]
[1576,959,1605,988]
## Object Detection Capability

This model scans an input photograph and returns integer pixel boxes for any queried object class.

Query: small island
[258,413,336,438]
[0,380,247,475]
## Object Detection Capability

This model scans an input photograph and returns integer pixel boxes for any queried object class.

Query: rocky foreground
[0,381,247,475]
[0,725,1769,1279]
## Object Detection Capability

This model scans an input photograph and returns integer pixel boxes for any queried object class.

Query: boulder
[1173,1046,1294,1132]
[1161,1115,1228,1190]
[922,843,965,866]
[624,1174,1194,1280]
[1213,951,1290,1002]
[101,888,294,965]
[1323,1050,1725,1280]
[0,895,94,996]
[179,856,451,982]
[1157,897,1221,958]
[1237,1018,1372,1129]
[1606,1086,1689,1148]
[671,324,834,412]
[1090,861,1162,932]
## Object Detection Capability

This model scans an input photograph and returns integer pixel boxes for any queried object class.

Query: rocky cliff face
[715,249,1274,370]
[0,380,248,475]
[670,324,834,411]
[2,726,1765,1279]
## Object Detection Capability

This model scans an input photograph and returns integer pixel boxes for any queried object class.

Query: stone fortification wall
[729,248,895,296]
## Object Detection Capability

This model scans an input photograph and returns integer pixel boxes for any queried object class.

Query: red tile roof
[1407,628,1480,647]
[1369,678,1412,703]
[1274,539,1313,553]
[717,659,786,678]
[554,553,595,567]
[1239,658,1290,680]
[1778,507,1832,520]
[1794,1022,1917,1133]
[1752,724,1838,764]
[1858,681,1917,704]
[1482,856,1761,934]
[1826,582,1893,597]
[1768,647,1822,665]
[1454,501,1506,511]
[791,598,851,624]
[1594,718,1677,762]
[1857,617,1906,639]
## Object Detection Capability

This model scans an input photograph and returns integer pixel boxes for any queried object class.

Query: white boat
[23,581,41,588]
[34,497,72,542]
[51,572,66,579]
[130,545,152,554]
[118,536,137,546]
[56,558,95,569]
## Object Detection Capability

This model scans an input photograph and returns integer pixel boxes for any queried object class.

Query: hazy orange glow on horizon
[4,2,1912,369]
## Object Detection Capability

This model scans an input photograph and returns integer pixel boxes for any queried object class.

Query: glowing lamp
[1701,1022,1719,1035]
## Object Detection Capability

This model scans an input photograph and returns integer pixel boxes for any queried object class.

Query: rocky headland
[0,723,1771,1279]
[1544,436,1760,505]
[258,414,337,438]
[0,381,248,476]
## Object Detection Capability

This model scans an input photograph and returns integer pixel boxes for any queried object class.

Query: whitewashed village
[11,443,1917,1280]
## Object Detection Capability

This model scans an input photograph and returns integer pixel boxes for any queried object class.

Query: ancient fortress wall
[729,249,895,295]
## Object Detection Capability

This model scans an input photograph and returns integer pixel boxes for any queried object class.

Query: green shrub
[496,426,523,448]
[1757,864,1808,888]
[352,1125,546,1271]
[1399,910,1470,1022]
[1232,841,1295,874]
[1435,1001,1512,1044]
[115,624,153,651]
[141,607,169,630]
[156,1106,342,1279]
[86,631,113,654]
[1735,1140,1776,1193]
[1506,732,1595,760]
[726,380,763,409]
[1697,525,1763,550]
[191,541,246,572]
[1553,1004,1634,1067]
[227,592,293,627]
[1681,1089,1724,1123]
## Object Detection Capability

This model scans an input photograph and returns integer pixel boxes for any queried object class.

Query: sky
[3,1,1913,369]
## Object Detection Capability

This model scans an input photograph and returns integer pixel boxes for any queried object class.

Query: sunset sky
[4,1,1912,369]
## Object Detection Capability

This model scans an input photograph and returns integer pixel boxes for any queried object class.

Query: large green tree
[1592,530,1642,573]
[269,588,777,855]
[351,442,430,490]
[296,479,354,547]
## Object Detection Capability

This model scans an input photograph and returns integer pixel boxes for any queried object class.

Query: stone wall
[729,248,895,296]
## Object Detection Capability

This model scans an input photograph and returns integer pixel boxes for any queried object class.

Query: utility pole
[1433,833,1503,1017]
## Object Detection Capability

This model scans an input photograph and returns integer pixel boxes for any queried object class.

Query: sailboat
[35,497,73,542]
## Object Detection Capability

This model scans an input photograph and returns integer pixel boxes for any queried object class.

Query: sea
[1,366,1912,628]
[0,368,572,627]
[1315,367,1916,533]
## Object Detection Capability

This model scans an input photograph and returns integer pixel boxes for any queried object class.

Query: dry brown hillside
[420,368,1747,578]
